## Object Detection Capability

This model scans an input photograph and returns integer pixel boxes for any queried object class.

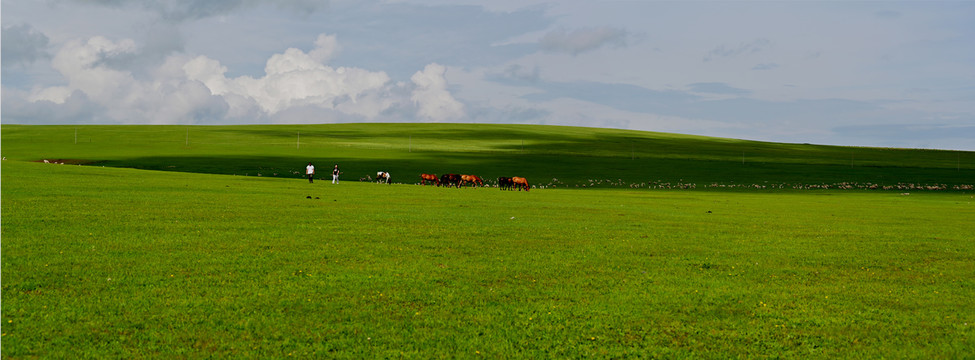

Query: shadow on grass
[95,151,975,190]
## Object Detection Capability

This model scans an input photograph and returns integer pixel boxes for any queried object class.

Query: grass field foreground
[2,160,974,358]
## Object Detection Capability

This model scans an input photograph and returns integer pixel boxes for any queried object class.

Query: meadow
[2,124,974,358]
[2,123,973,189]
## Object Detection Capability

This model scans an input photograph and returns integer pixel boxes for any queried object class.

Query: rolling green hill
[3,123,973,190]
[3,124,974,358]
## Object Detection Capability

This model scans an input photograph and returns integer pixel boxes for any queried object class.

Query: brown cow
[420,173,440,186]
[511,177,530,191]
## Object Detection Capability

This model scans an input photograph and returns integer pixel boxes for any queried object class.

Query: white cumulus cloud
[309,34,340,63]
[186,37,392,116]
[14,33,469,124]
[410,63,465,121]
[30,36,227,124]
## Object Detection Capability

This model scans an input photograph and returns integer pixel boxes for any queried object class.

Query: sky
[2,0,974,150]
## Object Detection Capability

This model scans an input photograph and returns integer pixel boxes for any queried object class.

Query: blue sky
[3,0,974,150]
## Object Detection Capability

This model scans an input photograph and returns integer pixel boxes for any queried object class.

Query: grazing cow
[440,173,461,188]
[497,177,513,191]
[376,171,391,184]
[460,174,484,187]
[420,173,440,186]
[511,177,530,191]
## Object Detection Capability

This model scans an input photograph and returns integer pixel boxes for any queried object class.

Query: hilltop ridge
[3,123,973,190]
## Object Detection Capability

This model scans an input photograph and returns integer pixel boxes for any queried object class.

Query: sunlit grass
[2,160,973,358]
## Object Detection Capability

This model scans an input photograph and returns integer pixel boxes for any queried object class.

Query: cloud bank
[63,0,327,22]
[1,24,50,67]
[539,27,628,55]
[4,33,466,124]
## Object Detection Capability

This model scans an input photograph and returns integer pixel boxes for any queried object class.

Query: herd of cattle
[417,173,530,191]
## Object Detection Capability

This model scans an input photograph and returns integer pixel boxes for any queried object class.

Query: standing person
[332,165,340,184]
[306,162,315,183]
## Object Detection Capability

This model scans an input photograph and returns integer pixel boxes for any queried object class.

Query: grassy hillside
[2,160,973,358]
[3,123,973,190]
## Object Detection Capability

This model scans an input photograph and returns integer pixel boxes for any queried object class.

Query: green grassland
[3,123,973,189]
[2,124,974,358]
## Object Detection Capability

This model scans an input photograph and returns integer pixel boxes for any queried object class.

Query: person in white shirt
[306,162,315,183]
